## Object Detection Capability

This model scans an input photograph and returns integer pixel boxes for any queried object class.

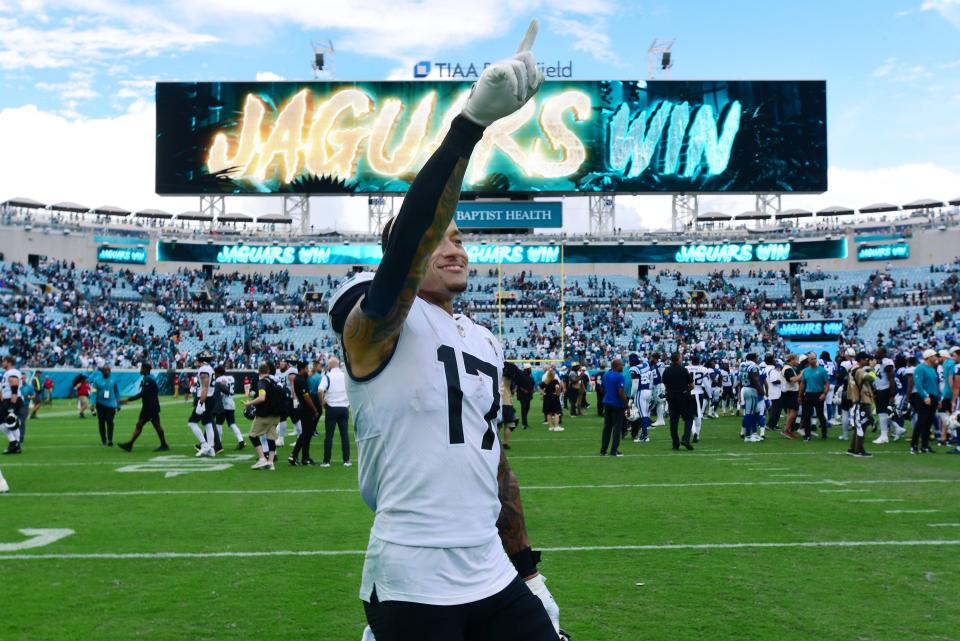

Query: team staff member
[90,366,121,446]
[600,359,627,457]
[515,365,534,429]
[846,351,875,458]
[289,360,320,466]
[780,354,802,439]
[28,370,42,419]
[662,352,694,451]
[118,363,168,452]
[74,375,91,418]
[937,347,958,444]
[764,354,784,432]
[911,349,940,454]
[798,353,829,441]
[319,356,351,467]
[594,365,605,417]
[244,363,284,470]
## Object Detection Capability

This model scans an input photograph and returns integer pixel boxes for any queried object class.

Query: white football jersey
[215,374,235,410]
[194,365,214,398]
[873,358,895,390]
[338,293,514,605]
[687,364,711,394]
[1,368,22,399]
[282,367,297,394]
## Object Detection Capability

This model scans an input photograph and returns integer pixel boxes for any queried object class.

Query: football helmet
[626,400,640,422]
[2,409,20,430]
[243,404,257,420]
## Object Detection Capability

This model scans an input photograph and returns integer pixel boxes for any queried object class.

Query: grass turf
[2,398,959,641]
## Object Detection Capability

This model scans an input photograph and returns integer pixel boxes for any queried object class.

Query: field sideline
[2,398,959,641]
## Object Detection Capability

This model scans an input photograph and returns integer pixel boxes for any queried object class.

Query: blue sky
[0,0,958,230]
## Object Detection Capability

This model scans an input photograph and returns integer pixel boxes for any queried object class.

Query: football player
[687,356,711,443]
[188,352,218,457]
[213,365,245,451]
[327,22,563,641]
[739,354,763,442]
[1,355,24,455]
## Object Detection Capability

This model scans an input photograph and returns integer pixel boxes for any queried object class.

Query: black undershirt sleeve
[360,115,485,320]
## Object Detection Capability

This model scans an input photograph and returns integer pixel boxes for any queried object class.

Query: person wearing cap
[911,349,941,454]
[779,354,802,439]
[845,352,876,457]
[798,352,829,441]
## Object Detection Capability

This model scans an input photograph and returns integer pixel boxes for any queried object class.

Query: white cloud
[255,71,285,81]
[921,0,960,27]
[544,15,619,65]
[870,57,933,82]
[0,2,217,70]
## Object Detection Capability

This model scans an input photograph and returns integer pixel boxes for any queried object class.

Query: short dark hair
[671,352,681,364]
[141,362,153,373]
[214,364,225,377]
[258,363,271,375]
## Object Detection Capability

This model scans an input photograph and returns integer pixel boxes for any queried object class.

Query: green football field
[2,398,959,641]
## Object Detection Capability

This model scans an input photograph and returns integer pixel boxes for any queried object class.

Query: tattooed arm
[341,115,484,378]
[496,447,533,571]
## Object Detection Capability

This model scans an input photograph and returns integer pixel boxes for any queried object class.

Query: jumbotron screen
[155,80,827,196]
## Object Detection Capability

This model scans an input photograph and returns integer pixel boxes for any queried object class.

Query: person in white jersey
[213,364,245,451]
[871,347,903,444]
[328,21,563,641]
[275,356,299,447]
[687,355,712,443]
[1,355,23,455]
[188,352,218,457]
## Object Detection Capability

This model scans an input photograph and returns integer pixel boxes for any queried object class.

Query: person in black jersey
[118,363,168,452]
[289,360,320,466]
[662,352,695,451]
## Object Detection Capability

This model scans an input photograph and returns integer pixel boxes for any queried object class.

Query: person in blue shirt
[600,359,628,457]
[90,365,121,446]
[798,353,829,441]
[937,348,958,445]
[911,349,941,454]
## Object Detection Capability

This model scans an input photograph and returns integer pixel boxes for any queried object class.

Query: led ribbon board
[562,238,846,264]
[156,242,562,265]
[97,246,148,264]
[857,242,909,261]
[156,80,827,195]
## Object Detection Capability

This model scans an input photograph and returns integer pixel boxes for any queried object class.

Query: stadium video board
[97,246,147,265]
[156,80,827,196]
[857,242,909,261]
[777,319,844,341]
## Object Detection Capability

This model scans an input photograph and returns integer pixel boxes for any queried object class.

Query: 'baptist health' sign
[455,202,562,229]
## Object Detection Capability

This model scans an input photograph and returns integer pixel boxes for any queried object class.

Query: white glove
[526,573,560,633]
[461,19,545,127]
[360,626,375,641]
[196,402,206,414]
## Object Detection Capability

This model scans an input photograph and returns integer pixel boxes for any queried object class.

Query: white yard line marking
[768,474,812,478]
[848,499,904,503]
[2,539,959,562]
[2,478,957,499]
[927,523,960,527]
[819,489,869,493]
[753,467,791,471]
[885,509,941,514]
[24,399,189,420]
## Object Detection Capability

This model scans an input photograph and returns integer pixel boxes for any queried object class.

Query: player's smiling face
[420,221,468,305]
